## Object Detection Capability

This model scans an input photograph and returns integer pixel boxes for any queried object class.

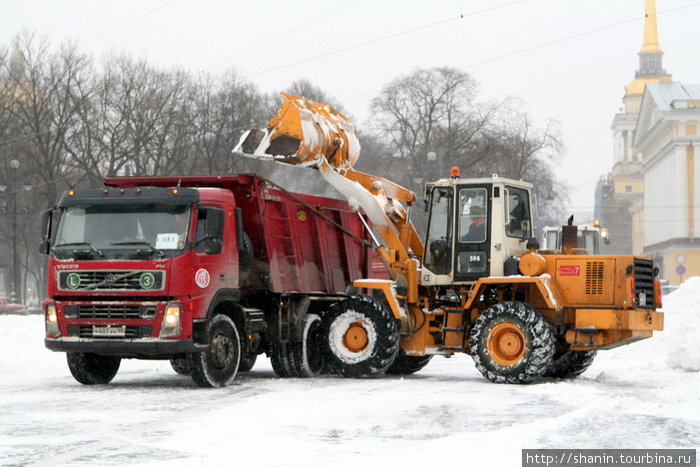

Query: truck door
[192,205,230,290]
[453,185,491,282]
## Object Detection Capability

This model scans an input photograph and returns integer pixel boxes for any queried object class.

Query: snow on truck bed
[1,281,698,466]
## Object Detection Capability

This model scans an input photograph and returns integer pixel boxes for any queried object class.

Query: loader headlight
[160,303,181,338]
[45,304,60,337]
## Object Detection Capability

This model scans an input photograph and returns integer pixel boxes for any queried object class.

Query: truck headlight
[46,304,60,336]
[160,303,181,338]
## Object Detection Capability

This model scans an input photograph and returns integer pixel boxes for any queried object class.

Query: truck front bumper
[45,337,203,357]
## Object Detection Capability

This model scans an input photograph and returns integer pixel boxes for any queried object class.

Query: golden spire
[624,0,671,96]
[641,0,662,53]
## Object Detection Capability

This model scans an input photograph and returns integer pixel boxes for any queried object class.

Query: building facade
[595,0,700,284]
[596,0,672,255]
[634,82,700,283]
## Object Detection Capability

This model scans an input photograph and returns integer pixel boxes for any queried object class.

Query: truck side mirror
[38,208,55,255]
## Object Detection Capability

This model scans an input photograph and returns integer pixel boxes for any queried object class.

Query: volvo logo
[105,274,116,285]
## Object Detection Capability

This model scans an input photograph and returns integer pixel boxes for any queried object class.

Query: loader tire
[238,353,257,372]
[469,301,554,384]
[170,357,191,375]
[67,352,121,385]
[289,313,325,377]
[188,314,240,388]
[544,339,597,379]
[318,295,400,378]
[385,350,432,375]
[270,342,294,377]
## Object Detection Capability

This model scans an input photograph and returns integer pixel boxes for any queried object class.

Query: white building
[634,82,700,283]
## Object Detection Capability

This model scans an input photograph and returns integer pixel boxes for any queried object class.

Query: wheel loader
[234,93,663,383]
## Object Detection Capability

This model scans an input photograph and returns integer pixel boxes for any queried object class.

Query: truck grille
[64,304,157,319]
[58,270,165,292]
[585,261,604,295]
[634,257,656,309]
[67,325,153,338]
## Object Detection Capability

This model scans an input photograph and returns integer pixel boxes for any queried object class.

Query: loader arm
[233,93,424,298]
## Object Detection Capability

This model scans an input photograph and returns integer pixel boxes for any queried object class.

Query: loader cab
[422,175,535,286]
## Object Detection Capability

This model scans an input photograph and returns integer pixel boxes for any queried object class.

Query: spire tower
[625,0,671,96]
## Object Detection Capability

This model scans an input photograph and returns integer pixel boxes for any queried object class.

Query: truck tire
[270,342,294,377]
[318,295,400,378]
[289,313,325,377]
[238,353,257,372]
[544,339,597,379]
[170,357,191,375]
[67,352,121,385]
[188,314,241,388]
[469,301,554,384]
[385,350,432,375]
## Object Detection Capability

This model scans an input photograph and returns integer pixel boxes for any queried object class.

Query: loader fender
[352,279,407,321]
[465,276,565,325]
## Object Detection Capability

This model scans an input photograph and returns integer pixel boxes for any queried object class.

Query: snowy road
[2,281,699,466]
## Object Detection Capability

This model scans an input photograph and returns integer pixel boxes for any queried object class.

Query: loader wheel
[469,301,554,384]
[318,295,400,378]
[67,352,121,385]
[289,313,325,377]
[385,349,432,375]
[170,357,191,375]
[188,314,240,388]
[238,353,257,372]
[270,342,294,377]
[544,338,597,379]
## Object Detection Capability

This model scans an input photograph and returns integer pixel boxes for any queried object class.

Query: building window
[626,185,632,193]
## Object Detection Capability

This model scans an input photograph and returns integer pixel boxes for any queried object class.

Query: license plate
[93,325,126,337]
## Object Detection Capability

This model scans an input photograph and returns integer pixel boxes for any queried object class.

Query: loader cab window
[505,186,532,239]
[458,188,487,243]
[424,187,453,275]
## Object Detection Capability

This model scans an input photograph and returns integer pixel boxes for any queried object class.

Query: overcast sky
[2,0,699,215]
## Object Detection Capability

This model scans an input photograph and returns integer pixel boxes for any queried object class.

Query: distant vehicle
[659,280,679,296]
[541,219,609,255]
[0,297,26,314]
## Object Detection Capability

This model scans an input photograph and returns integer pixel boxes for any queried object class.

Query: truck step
[438,346,463,352]
[442,327,464,333]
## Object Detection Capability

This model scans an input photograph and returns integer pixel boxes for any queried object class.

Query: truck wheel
[469,301,554,384]
[544,339,597,379]
[318,295,400,378]
[270,342,294,377]
[289,313,325,377]
[188,314,241,388]
[170,357,191,375]
[67,352,121,385]
[385,350,432,375]
[238,353,257,372]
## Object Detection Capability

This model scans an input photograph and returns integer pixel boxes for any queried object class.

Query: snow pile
[591,276,700,375]
[659,276,700,371]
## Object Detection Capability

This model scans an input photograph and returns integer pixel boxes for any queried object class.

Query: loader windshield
[52,204,192,259]
[424,187,453,275]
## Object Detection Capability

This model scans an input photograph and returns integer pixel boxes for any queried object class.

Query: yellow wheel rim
[343,322,369,353]
[487,323,526,366]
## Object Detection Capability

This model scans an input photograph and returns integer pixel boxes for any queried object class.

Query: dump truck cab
[422,173,535,285]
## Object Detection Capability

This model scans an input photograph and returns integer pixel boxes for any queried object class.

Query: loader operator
[463,205,486,242]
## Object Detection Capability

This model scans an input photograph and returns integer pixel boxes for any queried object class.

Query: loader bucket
[234,93,360,170]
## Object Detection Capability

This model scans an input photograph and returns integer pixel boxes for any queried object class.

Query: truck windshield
[52,204,191,259]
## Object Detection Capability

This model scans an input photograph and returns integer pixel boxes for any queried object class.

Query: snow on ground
[1,281,699,466]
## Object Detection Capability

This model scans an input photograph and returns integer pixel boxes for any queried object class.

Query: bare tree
[190,69,269,174]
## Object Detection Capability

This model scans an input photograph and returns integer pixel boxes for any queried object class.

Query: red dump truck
[41,174,382,387]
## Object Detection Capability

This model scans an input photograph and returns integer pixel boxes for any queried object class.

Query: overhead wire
[77,0,177,49]
[239,0,531,80]
[205,0,362,71]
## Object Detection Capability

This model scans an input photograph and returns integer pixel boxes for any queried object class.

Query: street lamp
[0,159,22,303]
